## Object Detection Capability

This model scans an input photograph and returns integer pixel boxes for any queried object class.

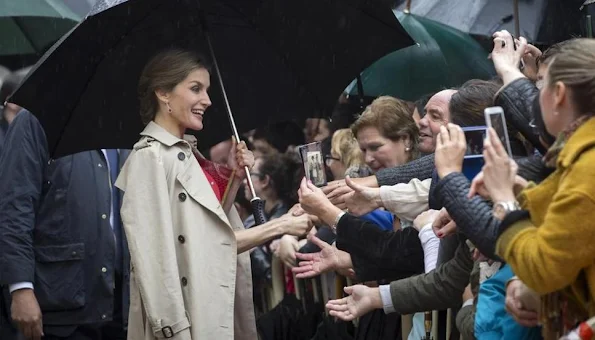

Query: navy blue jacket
[0,111,129,332]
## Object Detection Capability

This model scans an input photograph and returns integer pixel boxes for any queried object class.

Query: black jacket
[0,111,130,333]
[335,214,424,282]
[494,78,544,154]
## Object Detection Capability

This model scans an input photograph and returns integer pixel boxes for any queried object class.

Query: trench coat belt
[152,316,191,338]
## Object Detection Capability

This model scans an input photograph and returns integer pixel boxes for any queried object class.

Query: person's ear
[155,88,170,105]
[553,81,566,109]
[261,174,271,189]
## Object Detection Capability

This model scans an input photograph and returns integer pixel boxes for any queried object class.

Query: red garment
[193,152,232,202]
[285,268,296,294]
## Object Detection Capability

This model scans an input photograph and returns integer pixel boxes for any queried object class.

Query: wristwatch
[493,201,521,220]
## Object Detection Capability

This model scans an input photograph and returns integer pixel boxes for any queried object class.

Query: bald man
[417,89,457,154]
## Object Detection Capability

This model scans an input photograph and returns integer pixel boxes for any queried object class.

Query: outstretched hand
[325,285,383,321]
[344,176,382,216]
[292,234,350,279]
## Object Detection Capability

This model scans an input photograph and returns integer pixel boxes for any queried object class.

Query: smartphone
[484,106,513,156]
[462,126,487,159]
[297,142,327,187]
[461,126,487,181]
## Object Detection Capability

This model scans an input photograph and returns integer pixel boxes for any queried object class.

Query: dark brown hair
[449,79,500,127]
[138,48,210,125]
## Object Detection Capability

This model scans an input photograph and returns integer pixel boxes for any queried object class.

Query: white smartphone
[484,106,513,156]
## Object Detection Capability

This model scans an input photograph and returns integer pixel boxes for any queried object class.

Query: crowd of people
[1,26,595,340]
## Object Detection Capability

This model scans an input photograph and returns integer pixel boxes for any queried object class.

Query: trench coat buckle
[161,326,174,338]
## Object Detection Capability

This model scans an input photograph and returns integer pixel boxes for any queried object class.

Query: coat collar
[558,117,595,168]
[140,121,185,147]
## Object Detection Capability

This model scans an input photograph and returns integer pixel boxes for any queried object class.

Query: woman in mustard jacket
[475,37,595,339]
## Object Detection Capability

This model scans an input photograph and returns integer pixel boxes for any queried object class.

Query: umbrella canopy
[0,0,79,57]
[394,0,583,45]
[9,0,414,158]
[345,11,495,101]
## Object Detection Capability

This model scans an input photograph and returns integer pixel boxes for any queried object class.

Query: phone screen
[463,129,486,158]
[487,112,512,155]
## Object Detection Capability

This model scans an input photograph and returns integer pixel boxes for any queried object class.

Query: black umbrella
[8,0,413,159]
[395,0,583,45]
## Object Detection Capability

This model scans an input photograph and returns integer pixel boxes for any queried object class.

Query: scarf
[542,114,594,168]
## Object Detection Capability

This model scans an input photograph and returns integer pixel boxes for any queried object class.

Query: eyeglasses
[324,155,341,166]
[250,172,264,179]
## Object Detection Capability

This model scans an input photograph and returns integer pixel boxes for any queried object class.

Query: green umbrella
[0,0,80,57]
[346,11,495,101]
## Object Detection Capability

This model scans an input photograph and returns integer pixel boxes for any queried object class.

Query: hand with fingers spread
[344,176,382,216]
[11,289,44,340]
[482,128,517,202]
[292,234,352,279]
[435,123,467,179]
[325,285,383,321]
[505,279,539,328]
[491,30,527,82]
[273,235,300,268]
[431,208,457,238]
[323,176,378,209]
[228,137,255,179]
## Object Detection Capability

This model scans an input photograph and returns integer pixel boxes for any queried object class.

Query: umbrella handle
[250,197,268,226]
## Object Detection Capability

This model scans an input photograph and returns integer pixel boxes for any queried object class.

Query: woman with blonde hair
[325,128,364,180]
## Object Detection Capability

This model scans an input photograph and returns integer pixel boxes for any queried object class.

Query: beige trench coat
[115,122,257,340]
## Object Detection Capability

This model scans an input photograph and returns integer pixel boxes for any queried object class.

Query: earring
[166,102,172,113]
[405,147,411,151]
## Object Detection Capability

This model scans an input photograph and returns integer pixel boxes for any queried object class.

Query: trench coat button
[101,214,107,220]
[177,152,185,161]
[178,235,185,243]
[178,192,187,202]
[181,277,188,286]
[101,267,107,273]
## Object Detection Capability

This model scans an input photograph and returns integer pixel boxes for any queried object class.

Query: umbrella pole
[202,21,268,225]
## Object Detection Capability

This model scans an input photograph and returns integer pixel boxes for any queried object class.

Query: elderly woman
[296,96,426,340]
[115,49,313,340]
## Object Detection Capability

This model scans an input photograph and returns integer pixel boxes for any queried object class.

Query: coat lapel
[176,154,232,229]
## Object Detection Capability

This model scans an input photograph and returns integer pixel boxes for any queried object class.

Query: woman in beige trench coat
[115,49,314,340]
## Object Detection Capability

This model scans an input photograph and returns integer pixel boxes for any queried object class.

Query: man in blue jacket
[0,110,129,340]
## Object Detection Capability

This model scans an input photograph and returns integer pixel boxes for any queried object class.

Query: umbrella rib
[48,1,167,156]
[11,17,41,54]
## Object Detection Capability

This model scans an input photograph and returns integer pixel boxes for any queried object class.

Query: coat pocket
[35,243,86,311]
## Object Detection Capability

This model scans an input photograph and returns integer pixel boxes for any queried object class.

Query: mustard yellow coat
[497,117,595,316]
